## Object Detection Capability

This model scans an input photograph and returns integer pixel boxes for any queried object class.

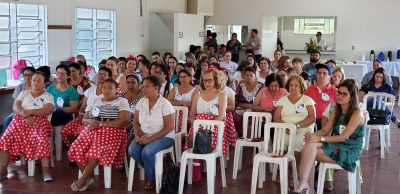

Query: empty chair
[250,123,298,194]
[233,112,272,179]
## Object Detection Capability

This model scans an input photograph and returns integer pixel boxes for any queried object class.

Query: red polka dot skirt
[61,117,84,147]
[184,113,236,157]
[0,115,53,163]
[176,110,191,133]
[67,125,127,168]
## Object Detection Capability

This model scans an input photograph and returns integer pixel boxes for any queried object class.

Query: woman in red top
[252,73,287,113]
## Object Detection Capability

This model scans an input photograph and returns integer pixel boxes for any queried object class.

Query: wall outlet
[199,32,204,37]
[179,32,183,38]
[352,46,354,50]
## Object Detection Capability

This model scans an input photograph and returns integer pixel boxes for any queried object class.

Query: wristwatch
[320,136,325,142]
[296,124,300,129]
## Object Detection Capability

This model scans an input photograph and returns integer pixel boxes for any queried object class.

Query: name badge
[252,97,256,102]
[295,104,305,114]
[273,101,277,108]
[210,104,219,116]
[34,98,44,107]
[92,107,100,117]
[339,125,346,135]
[57,97,64,107]
[322,93,330,102]
[77,86,84,95]
[174,94,183,101]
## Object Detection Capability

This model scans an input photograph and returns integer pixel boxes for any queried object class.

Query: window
[0,3,47,69]
[75,8,116,68]
[294,18,335,35]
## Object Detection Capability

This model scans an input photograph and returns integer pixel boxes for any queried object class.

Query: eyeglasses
[56,72,67,76]
[97,73,108,77]
[336,91,348,98]
[202,79,214,83]
[155,71,163,76]
[23,74,33,77]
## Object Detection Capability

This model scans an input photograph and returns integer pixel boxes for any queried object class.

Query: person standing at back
[245,29,262,62]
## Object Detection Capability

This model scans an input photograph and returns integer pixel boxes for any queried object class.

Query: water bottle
[19,73,24,83]
[362,54,365,61]
[397,49,400,61]
[370,50,375,62]
[388,51,392,61]
[378,52,385,62]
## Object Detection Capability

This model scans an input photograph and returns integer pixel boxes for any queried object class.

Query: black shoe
[69,161,77,166]
[397,123,400,129]
[16,156,20,161]
[201,172,207,177]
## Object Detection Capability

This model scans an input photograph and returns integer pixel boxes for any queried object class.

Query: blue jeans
[51,107,73,126]
[2,113,14,132]
[128,137,174,181]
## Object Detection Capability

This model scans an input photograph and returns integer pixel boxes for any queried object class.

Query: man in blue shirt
[361,59,393,85]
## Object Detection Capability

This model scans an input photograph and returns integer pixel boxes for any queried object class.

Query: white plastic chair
[230,77,241,86]
[250,123,298,194]
[127,147,175,193]
[178,120,226,194]
[21,133,55,176]
[363,92,394,159]
[78,154,129,188]
[317,161,361,194]
[173,106,189,160]
[232,112,272,179]
[52,125,64,161]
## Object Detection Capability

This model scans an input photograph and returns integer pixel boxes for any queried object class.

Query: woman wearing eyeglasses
[315,32,326,51]
[184,68,229,176]
[226,33,242,63]
[3,67,36,133]
[61,67,112,160]
[46,64,79,128]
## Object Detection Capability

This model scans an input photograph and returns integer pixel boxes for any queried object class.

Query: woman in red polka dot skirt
[68,79,130,191]
[184,68,228,177]
[0,72,55,182]
[61,67,111,148]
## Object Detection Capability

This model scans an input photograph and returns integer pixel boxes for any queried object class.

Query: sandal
[145,180,155,190]
[324,181,334,191]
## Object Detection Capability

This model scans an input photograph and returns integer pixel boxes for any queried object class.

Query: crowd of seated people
[0,39,395,193]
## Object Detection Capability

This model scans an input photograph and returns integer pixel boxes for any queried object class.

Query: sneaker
[43,174,53,182]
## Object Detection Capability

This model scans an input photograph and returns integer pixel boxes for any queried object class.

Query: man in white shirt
[245,29,262,62]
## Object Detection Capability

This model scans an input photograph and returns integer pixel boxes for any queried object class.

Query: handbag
[160,159,180,194]
[193,129,213,154]
[367,108,390,125]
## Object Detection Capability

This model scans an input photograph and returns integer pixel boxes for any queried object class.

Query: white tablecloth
[337,64,368,86]
[356,61,400,77]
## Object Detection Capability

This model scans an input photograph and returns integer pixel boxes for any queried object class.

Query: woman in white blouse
[128,76,175,190]
[0,72,55,182]
[220,51,238,76]
[154,64,173,98]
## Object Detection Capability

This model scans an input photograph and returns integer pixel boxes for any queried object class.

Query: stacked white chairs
[178,120,226,194]
[173,106,189,159]
[363,92,394,159]
[232,112,272,179]
[127,147,175,193]
[250,123,298,194]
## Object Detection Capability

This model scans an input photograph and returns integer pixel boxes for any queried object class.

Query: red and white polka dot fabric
[184,113,236,157]
[67,125,127,168]
[176,110,191,133]
[84,65,94,77]
[61,117,84,147]
[0,115,52,163]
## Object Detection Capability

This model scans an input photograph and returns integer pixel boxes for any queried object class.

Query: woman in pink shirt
[252,73,287,113]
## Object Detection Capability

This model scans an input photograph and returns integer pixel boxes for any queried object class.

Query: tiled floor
[0,111,399,194]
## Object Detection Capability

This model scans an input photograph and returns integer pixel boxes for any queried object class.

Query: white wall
[149,13,175,56]
[3,0,148,71]
[262,16,278,58]
[207,0,400,61]
[149,0,187,13]
[176,13,204,60]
